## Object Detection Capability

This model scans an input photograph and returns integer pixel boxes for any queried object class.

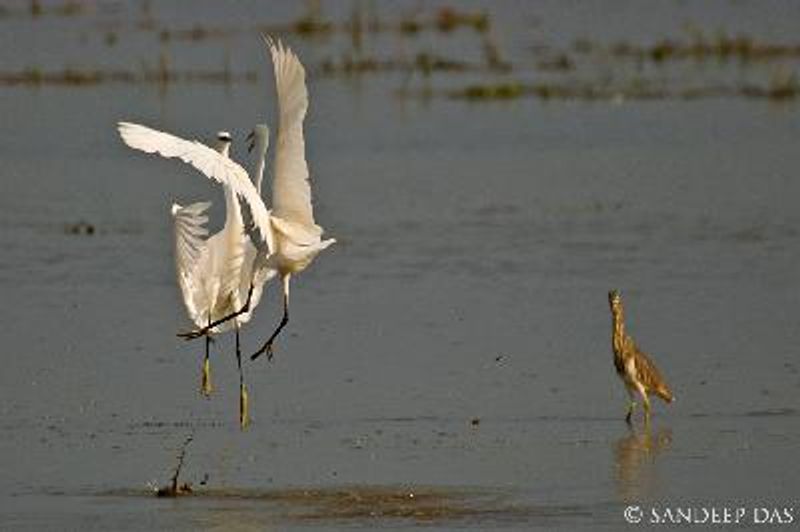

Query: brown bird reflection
[613,424,672,502]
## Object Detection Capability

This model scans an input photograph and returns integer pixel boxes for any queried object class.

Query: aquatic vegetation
[158,25,234,43]
[319,52,475,78]
[293,15,334,37]
[13,0,87,18]
[482,34,512,72]
[445,78,799,103]
[3,1,798,107]
[30,0,43,17]
[288,3,491,38]
[398,14,422,35]
[0,66,257,87]
[536,53,575,72]
[291,0,334,37]
[763,68,799,100]
[741,70,800,101]
[0,67,103,86]
[572,32,800,64]
[435,7,489,33]
[458,82,524,101]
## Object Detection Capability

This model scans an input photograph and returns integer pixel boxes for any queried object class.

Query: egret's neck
[215,141,231,158]
[223,185,242,230]
[253,138,268,194]
[215,140,238,227]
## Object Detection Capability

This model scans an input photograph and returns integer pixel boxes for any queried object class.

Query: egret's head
[215,131,232,157]
[608,290,622,313]
[246,124,269,154]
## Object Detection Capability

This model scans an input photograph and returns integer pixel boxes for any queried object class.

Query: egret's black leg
[200,315,212,397]
[179,284,254,340]
[236,322,249,429]
[251,292,288,361]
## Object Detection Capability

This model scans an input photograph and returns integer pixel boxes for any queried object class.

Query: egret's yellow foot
[200,358,213,397]
[239,384,249,429]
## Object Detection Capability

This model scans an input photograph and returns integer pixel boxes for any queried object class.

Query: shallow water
[2,1,800,530]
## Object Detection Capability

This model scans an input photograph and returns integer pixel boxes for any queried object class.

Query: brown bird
[608,290,674,423]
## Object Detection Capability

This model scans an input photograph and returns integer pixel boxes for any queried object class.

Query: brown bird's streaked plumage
[608,290,674,423]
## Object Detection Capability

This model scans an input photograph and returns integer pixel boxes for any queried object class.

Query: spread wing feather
[118,121,275,255]
[171,201,211,326]
[266,38,315,227]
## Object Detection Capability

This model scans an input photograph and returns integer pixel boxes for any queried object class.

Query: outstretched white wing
[118,121,274,255]
[171,201,211,326]
[267,38,319,230]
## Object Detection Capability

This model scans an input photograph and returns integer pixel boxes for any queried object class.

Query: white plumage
[171,199,214,328]
[116,36,335,423]
[118,122,275,262]
[118,123,272,428]
[169,131,273,335]
[270,39,315,227]
[248,37,336,362]
[164,37,336,362]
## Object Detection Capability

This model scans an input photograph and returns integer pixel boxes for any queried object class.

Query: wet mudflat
[1,1,800,530]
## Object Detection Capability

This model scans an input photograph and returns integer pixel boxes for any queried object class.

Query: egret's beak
[246,131,255,153]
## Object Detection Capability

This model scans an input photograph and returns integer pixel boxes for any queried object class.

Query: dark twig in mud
[153,433,194,497]
[64,220,95,235]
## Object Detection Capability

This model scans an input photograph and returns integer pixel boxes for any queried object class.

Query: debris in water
[64,220,95,235]
[152,433,195,498]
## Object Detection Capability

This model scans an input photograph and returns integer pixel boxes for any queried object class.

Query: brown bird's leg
[179,284,254,341]
[641,391,652,424]
[625,389,635,425]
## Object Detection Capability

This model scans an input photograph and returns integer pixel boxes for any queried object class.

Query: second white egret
[118,122,273,428]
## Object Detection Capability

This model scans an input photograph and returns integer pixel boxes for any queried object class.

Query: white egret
[249,37,336,361]
[170,130,233,398]
[118,122,273,428]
